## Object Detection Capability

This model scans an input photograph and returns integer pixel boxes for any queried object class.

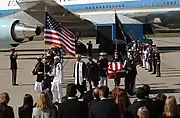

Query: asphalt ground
[0,37,180,117]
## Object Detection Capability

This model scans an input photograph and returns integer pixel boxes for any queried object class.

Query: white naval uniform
[143,50,149,69]
[51,63,63,103]
[145,48,149,69]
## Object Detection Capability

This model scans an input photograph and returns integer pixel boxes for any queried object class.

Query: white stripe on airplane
[76,7,180,15]
[57,0,139,5]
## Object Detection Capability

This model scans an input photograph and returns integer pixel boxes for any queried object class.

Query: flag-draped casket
[108,62,126,78]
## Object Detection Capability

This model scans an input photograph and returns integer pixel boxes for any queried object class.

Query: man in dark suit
[128,87,157,118]
[88,87,100,106]
[58,83,88,118]
[87,56,99,90]
[89,86,120,118]
[10,48,18,86]
[83,82,99,104]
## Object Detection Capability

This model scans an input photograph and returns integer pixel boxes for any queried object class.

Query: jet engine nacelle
[0,19,41,48]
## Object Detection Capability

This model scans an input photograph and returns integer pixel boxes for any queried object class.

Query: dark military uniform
[124,58,137,95]
[87,41,92,57]
[32,61,44,82]
[87,60,99,89]
[152,49,156,74]
[148,47,153,72]
[97,57,108,86]
[155,51,161,77]
[10,51,18,86]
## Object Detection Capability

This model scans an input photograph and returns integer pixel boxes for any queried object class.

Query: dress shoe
[13,84,18,86]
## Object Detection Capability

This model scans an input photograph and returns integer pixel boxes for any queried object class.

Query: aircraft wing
[17,0,95,32]
[17,0,151,33]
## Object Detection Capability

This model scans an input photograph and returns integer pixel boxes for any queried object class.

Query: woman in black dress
[18,94,33,118]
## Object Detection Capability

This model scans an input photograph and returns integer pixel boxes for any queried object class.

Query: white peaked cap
[42,59,45,63]
[99,52,107,56]
[54,56,60,60]
[46,54,51,57]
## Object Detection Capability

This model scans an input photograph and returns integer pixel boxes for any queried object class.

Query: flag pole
[44,6,48,80]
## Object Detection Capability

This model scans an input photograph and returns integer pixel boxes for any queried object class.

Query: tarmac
[0,37,180,117]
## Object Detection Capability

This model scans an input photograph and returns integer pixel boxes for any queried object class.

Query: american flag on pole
[44,12,76,57]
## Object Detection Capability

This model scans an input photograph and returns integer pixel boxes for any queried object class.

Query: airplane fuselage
[1,0,180,28]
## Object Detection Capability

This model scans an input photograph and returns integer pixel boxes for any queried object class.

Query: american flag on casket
[108,61,126,78]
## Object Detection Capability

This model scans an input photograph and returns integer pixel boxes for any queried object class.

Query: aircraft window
[170,1,173,4]
[106,5,108,8]
[89,6,91,9]
[116,5,118,7]
[86,6,88,9]
[119,5,121,7]
[96,6,98,8]
[112,5,114,7]
[103,6,105,8]
[99,6,101,8]
[167,2,169,4]
[109,5,111,8]
[122,4,124,7]
[92,6,94,9]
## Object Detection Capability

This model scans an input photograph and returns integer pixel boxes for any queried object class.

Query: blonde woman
[160,96,180,118]
[0,92,14,118]
[137,106,149,118]
[32,92,51,118]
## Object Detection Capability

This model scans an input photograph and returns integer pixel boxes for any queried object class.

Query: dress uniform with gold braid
[155,49,161,77]
[10,48,18,86]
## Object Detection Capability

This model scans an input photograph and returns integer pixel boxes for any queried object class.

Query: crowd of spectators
[0,83,180,118]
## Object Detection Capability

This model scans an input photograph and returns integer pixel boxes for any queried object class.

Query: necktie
[77,62,79,85]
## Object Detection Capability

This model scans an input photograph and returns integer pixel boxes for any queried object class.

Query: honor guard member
[97,52,108,86]
[86,41,93,57]
[113,51,123,63]
[155,47,161,77]
[73,54,87,99]
[32,57,44,92]
[151,45,157,75]
[124,54,137,95]
[42,55,53,91]
[147,45,153,72]
[51,56,63,103]
[10,48,18,86]
[86,56,99,90]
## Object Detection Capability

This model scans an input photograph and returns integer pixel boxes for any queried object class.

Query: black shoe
[13,84,18,86]
[156,75,161,77]
[148,70,152,72]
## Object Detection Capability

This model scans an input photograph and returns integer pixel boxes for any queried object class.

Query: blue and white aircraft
[1,0,180,48]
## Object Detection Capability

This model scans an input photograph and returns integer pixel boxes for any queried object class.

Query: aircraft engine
[0,19,41,48]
